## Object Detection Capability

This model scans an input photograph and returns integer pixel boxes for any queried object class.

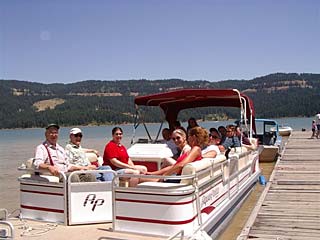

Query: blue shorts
[114,168,126,174]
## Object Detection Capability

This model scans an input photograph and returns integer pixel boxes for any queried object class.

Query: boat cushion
[180,154,226,185]
[19,173,60,183]
[86,153,103,166]
[137,181,187,188]
[19,158,60,182]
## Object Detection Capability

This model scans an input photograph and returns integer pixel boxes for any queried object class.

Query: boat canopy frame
[131,89,256,142]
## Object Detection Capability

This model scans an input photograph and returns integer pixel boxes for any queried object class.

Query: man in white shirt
[161,128,179,158]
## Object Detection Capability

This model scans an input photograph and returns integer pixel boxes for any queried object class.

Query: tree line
[0,73,319,129]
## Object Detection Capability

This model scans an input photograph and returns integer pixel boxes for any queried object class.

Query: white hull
[279,126,293,136]
[113,148,260,238]
[258,145,279,162]
[19,170,115,225]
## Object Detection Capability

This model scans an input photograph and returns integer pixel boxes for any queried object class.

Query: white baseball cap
[70,128,82,135]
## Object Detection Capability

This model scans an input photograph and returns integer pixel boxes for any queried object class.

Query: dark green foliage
[0,72,319,129]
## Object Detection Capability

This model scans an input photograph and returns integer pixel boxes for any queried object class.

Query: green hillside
[1,73,319,129]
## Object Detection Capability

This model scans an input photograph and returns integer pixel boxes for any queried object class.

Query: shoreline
[0,116,313,131]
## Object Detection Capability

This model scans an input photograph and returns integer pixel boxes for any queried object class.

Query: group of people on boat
[32,117,253,186]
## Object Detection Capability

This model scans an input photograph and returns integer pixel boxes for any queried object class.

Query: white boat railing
[18,167,116,225]
[0,209,14,240]
[166,230,184,240]
[112,151,259,238]
[0,221,14,240]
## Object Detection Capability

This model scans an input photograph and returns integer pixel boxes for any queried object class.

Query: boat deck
[4,219,168,240]
[238,131,320,240]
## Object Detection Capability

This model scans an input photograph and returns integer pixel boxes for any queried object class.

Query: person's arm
[146,166,172,175]
[109,157,136,169]
[219,137,233,152]
[38,163,60,176]
[83,148,99,156]
[127,158,136,167]
[163,146,201,176]
[202,149,217,158]
[218,145,226,152]
[68,164,97,171]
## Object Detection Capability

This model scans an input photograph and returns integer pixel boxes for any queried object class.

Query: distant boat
[278,125,293,136]
[255,119,282,162]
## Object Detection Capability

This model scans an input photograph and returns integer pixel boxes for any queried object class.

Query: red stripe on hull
[116,215,197,225]
[21,189,63,196]
[20,182,63,189]
[115,190,194,197]
[21,205,64,213]
[116,198,194,205]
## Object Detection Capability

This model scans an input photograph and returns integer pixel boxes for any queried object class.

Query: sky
[1,0,319,84]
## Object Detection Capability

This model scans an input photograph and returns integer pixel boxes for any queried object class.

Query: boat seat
[19,158,60,183]
[180,154,226,185]
[19,173,60,183]
[137,181,190,189]
[228,146,254,173]
[86,152,103,166]
[228,146,248,155]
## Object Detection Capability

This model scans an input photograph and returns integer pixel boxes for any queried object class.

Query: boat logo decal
[83,194,105,211]
[201,188,219,207]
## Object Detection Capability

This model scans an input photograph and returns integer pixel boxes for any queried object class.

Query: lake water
[0,117,314,237]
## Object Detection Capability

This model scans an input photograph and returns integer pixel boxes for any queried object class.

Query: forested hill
[1,72,320,129]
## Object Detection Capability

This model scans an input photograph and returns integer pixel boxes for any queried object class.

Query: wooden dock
[238,131,320,240]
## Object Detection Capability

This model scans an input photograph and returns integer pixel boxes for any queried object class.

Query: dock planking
[238,131,320,240]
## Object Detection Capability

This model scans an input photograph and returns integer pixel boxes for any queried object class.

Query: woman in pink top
[161,128,191,168]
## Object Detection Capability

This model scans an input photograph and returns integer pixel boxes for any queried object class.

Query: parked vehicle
[255,118,282,162]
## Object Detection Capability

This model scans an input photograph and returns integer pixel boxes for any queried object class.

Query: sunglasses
[74,134,83,138]
[209,134,219,139]
[172,136,181,141]
[115,132,123,136]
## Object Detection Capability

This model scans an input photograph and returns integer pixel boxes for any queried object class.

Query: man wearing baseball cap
[65,127,113,181]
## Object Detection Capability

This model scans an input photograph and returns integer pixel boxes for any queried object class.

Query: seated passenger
[209,128,221,145]
[187,117,199,132]
[235,126,253,147]
[34,124,94,182]
[218,125,227,144]
[202,129,221,158]
[172,120,181,129]
[65,128,113,181]
[161,128,179,158]
[103,127,147,186]
[143,127,209,182]
[218,125,241,152]
[161,128,191,168]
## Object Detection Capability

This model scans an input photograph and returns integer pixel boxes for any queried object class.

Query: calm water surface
[0,117,313,238]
